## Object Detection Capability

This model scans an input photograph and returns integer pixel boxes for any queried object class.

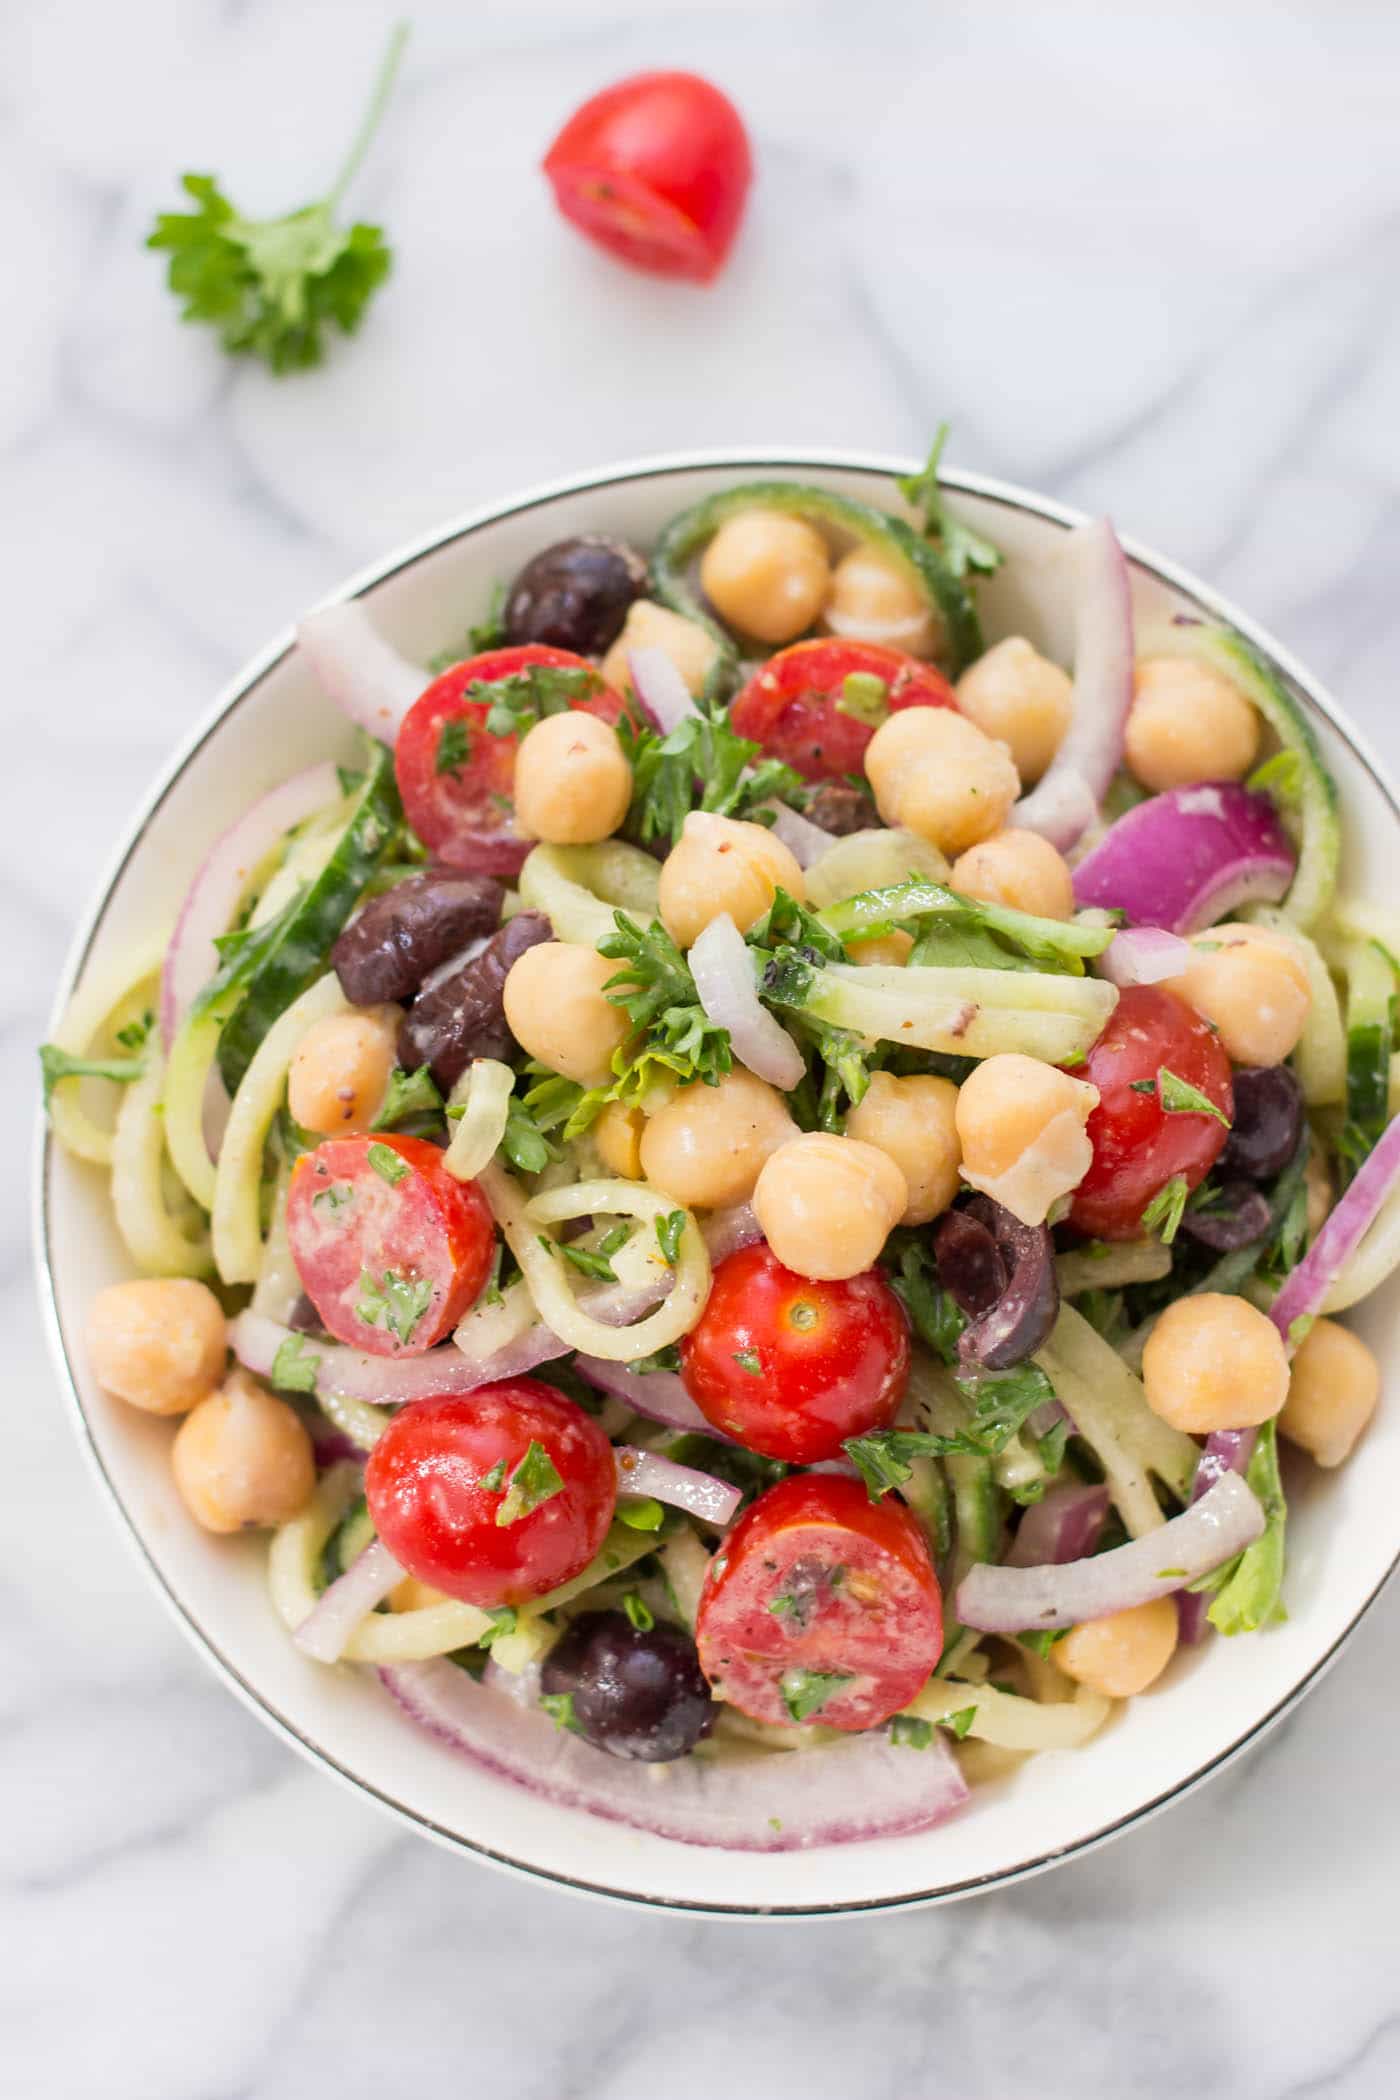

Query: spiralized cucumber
[792,961,1117,1064]
[251,1163,302,1324]
[45,939,167,1165]
[212,974,350,1285]
[904,1675,1111,1751]
[1055,1239,1173,1295]
[443,1059,515,1182]
[110,1043,214,1277]
[1036,1306,1199,1536]
[804,829,951,908]
[1244,905,1346,1105]
[517,840,662,947]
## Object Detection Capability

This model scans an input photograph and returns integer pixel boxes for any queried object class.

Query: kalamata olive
[934,1195,1059,1369]
[804,782,880,836]
[503,536,648,655]
[331,871,505,1006]
[1219,1065,1305,1182]
[1179,1181,1273,1251]
[397,909,552,1090]
[540,1609,716,1762]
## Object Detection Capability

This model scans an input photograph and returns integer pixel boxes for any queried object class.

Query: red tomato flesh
[286,1133,494,1356]
[679,1243,909,1463]
[543,71,752,283]
[695,1474,943,1731]
[1069,984,1234,1240]
[365,1381,617,1607]
[394,645,631,874]
[728,639,957,784]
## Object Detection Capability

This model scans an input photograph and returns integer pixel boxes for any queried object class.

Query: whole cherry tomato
[679,1243,909,1462]
[286,1133,495,1356]
[543,71,752,283]
[695,1473,943,1731]
[1069,984,1234,1240]
[728,639,957,784]
[365,1380,617,1607]
[394,645,632,875]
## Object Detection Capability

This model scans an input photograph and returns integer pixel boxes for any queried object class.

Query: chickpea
[864,706,1020,858]
[699,509,831,645]
[951,830,1075,921]
[1124,657,1261,793]
[391,1573,453,1612]
[1141,1292,1289,1434]
[594,1100,646,1180]
[640,1067,798,1210]
[602,599,719,700]
[86,1278,227,1416]
[171,1371,315,1533]
[848,930,914,967]
[846,1072,961,1226]
[502,941,631,1087]
[1304,1146,1333,1242]
[955,637,1073,785]
[658,812,806,949]
[1057,1597,1179,1700]
[288,1007,398,1136]
[823,545,940,658]
[752,1132,908,1281]
[954,1055,1098,1226]
[1164,922,1311,1067]
[1280,1317,1379,1468]
[513,709,632,846]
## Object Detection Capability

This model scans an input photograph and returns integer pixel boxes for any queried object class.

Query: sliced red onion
[689,912,805,1090]
[161,763,342,1046]
[628,647,699,733]
[1006,1483,1109,1569]
[1011,518,1134,851]
[1269,1112,1400,1347]
[380,1659,968,1850]
[700,1204,764,1267]
[297,601,427,742]
[295,1539,403,1663]
[1097,925,1192,989]
[573,1355,723,1438]
[1073,782,1295,935]
[764,802,834,869]
[614,1446,741,1527]
[1176,1429,1256,1644]
[956,1471,1264,1631]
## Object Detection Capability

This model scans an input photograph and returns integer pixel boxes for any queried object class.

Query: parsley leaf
[655,1210,686,1267]
[495,1440,565,1527]
[780,1668,851,1723]
[623,1592,655,1633]
[145,24,406,374]
[897,425,1004,579]
[941,1705,978,1741]
[435,718,473,777]
[1158,1067,1230,1125]
[502,1095,560,1174]
[540,1691,581,1733]
[1141,1173,1190,1244]
[270,1334,321,1395]
[313,1180,354,1216]
[618,700,806,849]
[889,1714,934,1750]
[550,1236,619,1284]
[366,1141,409,1186]
[733,1349,762,1375]
[473,662,602,737]
[1205,1418,1288,1636]
[39,1042,147,1107]
[356,1268,433,1344]
[372,1065,444,1130]
[476,1605,517,1648]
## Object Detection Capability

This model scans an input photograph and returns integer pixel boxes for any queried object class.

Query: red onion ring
[700,1204,764,1267]
[296,601,426,742]
[573,1355,723,1438]
[1269,1112,1400,1347]
[380,1658,969,1850]
[1005,1483,1109,1569]
[765,801,834,869]
[1096,925,1192,989]
[689,912,805,1090]
[627,647,699,733]
[295,1539,403,1663]
[1176,1429,1256,1644]
[614,1445,741,1527]
[1073,782,1295,935]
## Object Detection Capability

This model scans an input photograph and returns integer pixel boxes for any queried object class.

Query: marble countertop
[9,0,1400,2092]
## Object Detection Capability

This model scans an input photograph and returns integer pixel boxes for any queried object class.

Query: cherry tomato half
[365,1381,618,1607]
[394,645,632,875]
[728,639,957,784]
[695,1474,943,1731]
[1068,984,1234,1240]
[286,1133,495,1356]
[543,71,752,283]
[679,1243,909,1463]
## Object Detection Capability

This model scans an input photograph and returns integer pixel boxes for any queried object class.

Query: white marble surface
[9,0,1400,2091]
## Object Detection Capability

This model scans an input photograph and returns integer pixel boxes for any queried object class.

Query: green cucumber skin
[1347,1020,1392,1146]
[217,744,401,1094]
[648,481,985,694]
[1210,629,1340,929]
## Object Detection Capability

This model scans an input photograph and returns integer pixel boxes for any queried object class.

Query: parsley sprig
[147,23,407,374]
[619,700,806,849]
[897,425,1004,580]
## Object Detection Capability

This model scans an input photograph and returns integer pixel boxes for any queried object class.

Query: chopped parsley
[313,1180,354,1216]
[732,1349,762,1376]
[477,1606,517,1648]
[540,1692,581,1733]
[501,1096,559,1174]
[780,1668,851,1724]
[618,698,806,850]
[372,1065,444,1130]
[622,1592,655,1633]
[1140,1173,1190,1244]
[39,1042,147,1106]
[941,1705,978,1741]
[475,662,602,737]
[889,1714,934,1750]
[270,1334,321,1395]
[478,1459,507,1493]
[434,718,473,777]
[355,1268,433,1345]
[897,424,1004,579]
[366,1141,409,1186]
[1158,1067,1230,1125]
[550,1236,620,1284]
[655,1210,686,1267]
[495,1440,565,1527]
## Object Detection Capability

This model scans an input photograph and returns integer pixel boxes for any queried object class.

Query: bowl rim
[32,445,1400,1918]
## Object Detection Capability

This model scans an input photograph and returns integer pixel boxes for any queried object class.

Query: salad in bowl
[41,441,1400,1866]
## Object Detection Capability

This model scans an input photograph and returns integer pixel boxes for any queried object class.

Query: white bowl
[35,451,1400,1916]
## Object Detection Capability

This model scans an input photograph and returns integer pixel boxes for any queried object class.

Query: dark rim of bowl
[32,449,1400,1918]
